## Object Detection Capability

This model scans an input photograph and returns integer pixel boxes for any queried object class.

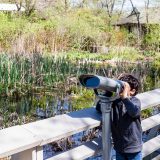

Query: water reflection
[0,94,73,129]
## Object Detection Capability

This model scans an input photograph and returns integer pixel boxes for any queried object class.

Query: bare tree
[5,0,36,15]
[15,0,23,11]
[75,0,90,8]
[79,0,87,8]
[24,0,36,16]
[100,0,116,18]
[144,0,150,23]
[98,0,126,24]
[64,0,68,11]
[118,0,126,18]
[129,0,141,43]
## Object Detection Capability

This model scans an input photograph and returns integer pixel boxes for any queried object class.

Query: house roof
[115,7,160,25]
[0,3,25,11]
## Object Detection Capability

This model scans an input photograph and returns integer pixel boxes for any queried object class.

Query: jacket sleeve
[122,97,141,118]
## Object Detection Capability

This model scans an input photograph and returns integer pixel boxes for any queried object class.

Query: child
[96,74,142,160]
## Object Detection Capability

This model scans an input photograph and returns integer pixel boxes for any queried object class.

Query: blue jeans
[116,151,142,160]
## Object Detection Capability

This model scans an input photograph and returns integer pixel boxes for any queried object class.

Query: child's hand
[119,82,130,99]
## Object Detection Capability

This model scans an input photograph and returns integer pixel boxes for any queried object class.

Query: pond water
[0,92,75,129]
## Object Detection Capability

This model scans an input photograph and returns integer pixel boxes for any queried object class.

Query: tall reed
[0,53,159,98]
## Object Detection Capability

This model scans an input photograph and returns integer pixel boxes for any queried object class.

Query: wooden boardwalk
[0,89,160,160]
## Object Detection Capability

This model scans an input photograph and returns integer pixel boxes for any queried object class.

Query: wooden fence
[0,89,160,160]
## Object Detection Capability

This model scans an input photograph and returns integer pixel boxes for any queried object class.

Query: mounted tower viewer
[96,74,142,160]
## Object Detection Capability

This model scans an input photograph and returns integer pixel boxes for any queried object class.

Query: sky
[71,0,159,11]
[121,0,158,10]
[123,0,146,9]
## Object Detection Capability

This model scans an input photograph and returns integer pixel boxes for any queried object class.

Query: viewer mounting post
[79,74,123,160]
[94,91,113,160]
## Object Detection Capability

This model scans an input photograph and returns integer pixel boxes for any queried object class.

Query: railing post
[11,148,37,160]
[11,146,43,160]
[36,146,43,160]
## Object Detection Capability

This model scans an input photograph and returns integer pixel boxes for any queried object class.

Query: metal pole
[101,99,112,160]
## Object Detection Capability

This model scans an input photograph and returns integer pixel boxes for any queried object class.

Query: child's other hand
[119,82,130,99]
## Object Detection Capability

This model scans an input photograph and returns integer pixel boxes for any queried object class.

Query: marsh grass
[0,52,159,99]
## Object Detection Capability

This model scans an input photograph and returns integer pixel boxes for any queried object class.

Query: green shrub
[144,24,160,51]
[0,9,128,54]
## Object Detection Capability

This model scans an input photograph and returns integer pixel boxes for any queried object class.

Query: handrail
[0,89,160,160]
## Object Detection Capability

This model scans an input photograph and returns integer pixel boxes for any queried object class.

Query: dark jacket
[96,96,142,153]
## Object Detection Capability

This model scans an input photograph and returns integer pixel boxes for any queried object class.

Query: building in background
[0,3,25,11]
[114,7,160,39]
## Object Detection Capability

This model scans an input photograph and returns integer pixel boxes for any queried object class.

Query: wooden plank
[142,114,160,132]
[152,154,160,160]
[47,138,102,160]
[136,89,160,110]
[36,146,43,160]
[22,108,101,146]
[142,135,160,158]
[22,89,160,146]
[45,114,160,160]
[47,135,160,160]
[0,126,41,158]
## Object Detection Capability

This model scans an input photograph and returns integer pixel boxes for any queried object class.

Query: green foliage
[144,24,160,51]
[71,88,95,110]
[66,51,109,61]
[108,47,144,61]
[32,95,47,109]
[151,58,160,86]
[143,75,155,91]
[0,9,127,53]
[141,108,153,119]
[66,47,144,61]
[0,13,26,49]
[143,50,156,57]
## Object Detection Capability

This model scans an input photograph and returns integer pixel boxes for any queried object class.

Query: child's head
[118,74,140,96]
